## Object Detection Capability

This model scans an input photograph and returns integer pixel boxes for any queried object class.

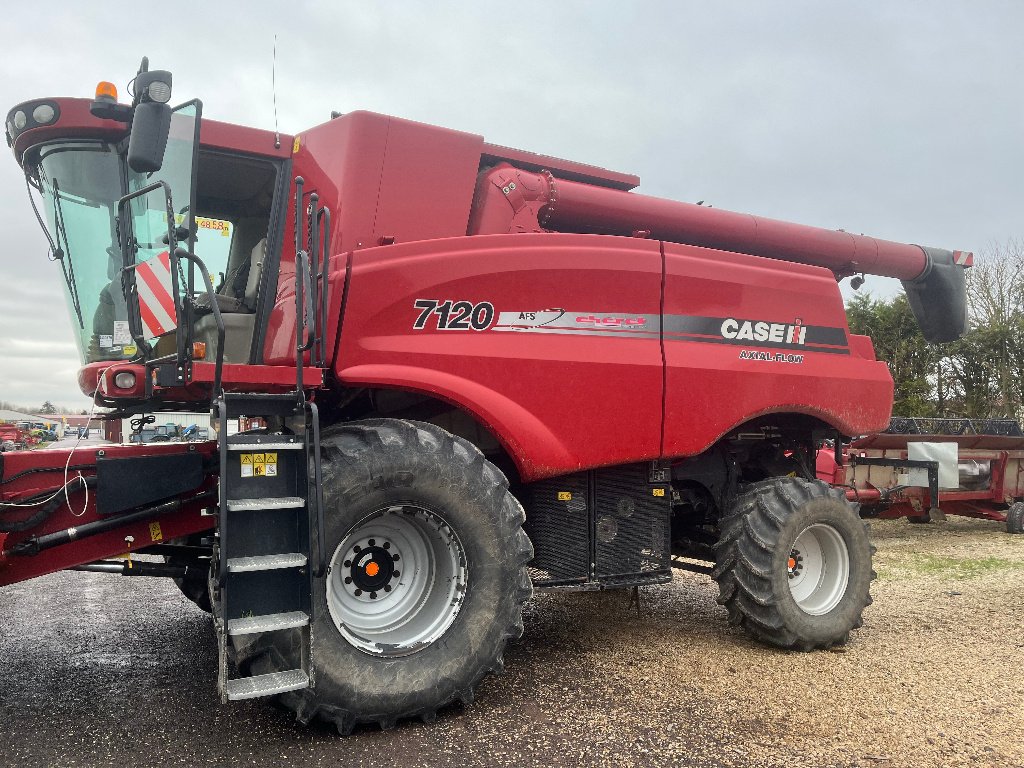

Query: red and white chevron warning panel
[135,251,178,338]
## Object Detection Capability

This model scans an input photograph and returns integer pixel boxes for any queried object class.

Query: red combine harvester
[1,59,972,732]
[817,418,1024,533]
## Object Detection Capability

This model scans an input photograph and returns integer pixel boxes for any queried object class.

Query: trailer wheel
[712,477,875,650]
[238,419,533,732]
[1006,502,1024,535]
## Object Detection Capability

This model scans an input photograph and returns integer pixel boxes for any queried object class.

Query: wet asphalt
[0,569,729,768]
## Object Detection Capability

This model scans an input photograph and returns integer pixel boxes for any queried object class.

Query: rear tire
[712,477,875,650]
[237,419,533,732]
[1006,502,1024,535]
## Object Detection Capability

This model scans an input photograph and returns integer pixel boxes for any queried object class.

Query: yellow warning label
[557,491,572,501]
[241,452,278,477]
[149,522,163,542]
[292,135,301,154]
[652,488,666,497]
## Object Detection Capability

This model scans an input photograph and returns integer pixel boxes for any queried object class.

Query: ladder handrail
[308,401,327,580]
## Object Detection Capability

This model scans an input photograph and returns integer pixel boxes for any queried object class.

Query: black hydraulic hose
[0,476,95,533]
[4,489,216,556]
[69,560,196,579]
[0,464,95,486]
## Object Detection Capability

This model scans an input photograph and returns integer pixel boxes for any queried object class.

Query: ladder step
[225,497,305,512]
[220,393,303,419]
[226,553,307,573]
[227,436,304,451]
[228,610,309,636]
[225,669,309,701]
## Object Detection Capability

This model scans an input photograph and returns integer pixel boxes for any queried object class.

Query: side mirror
[127,101,172,173]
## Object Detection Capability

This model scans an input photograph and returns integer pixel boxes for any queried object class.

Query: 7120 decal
[413,299,495,331]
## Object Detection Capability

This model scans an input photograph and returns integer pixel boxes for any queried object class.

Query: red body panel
[662,242,893,456]
[77,361,323,403]
[0,442,217,586]
[264,111,485,365]
[335,234,664,480]
[329,233,892,481]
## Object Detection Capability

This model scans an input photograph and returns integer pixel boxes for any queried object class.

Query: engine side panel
[335,234,666,481]
[661,241,894,456]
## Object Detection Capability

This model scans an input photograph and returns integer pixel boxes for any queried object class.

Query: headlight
[13,110,26,130]
[114,371,137,389]
[32,104,56,124]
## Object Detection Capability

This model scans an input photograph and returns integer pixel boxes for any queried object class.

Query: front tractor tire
[712,477,875,651]
[239,419,533,733]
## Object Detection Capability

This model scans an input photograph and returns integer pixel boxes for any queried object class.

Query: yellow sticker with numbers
[652,488,666,497]
[149,522,163,542]
[557,491,572,501]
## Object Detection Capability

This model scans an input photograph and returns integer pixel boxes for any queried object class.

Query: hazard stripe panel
[135,251,177,337]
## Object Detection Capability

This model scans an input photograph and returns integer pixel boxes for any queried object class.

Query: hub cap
[327,505,468,656]
[786,523,850,615]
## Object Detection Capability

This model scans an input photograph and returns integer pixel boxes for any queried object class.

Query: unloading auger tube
[469,164,971,343]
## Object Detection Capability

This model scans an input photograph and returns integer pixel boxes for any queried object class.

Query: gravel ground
[1,515,1021,768]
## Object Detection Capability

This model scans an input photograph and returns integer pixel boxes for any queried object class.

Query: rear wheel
[237,419,533,732]
[712,477,875,650]
[1006,502,1024,535]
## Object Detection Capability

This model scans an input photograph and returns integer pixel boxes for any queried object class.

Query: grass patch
[882,553,1024,580]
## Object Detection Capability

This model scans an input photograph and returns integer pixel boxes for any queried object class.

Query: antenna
[272,35,280,149]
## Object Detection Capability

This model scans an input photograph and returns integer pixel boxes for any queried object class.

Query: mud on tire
[712,477,875,650]
[234,419,533,733]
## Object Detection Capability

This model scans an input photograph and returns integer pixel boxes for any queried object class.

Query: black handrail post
[176,250,224,398]
[294,177,305,395]
[317,206,331,368]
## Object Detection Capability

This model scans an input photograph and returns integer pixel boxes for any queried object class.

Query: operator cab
[9,59,290,406]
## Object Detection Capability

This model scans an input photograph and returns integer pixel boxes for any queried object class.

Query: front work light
[114,371,137,390]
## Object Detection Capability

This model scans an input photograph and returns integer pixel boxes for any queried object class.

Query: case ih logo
[720,318,807,345]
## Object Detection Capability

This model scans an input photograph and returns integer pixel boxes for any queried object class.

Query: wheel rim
[786,523,850,615]
[327,505,468,657]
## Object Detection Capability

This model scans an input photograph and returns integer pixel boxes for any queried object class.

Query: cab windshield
[29,104,210,365]
[34,140,127,362]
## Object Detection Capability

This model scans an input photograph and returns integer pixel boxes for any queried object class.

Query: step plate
[227,439,304,451]
[227,553,307,573]
[227,610,309,636]
[225,669,309,701]
[225,497,305,512]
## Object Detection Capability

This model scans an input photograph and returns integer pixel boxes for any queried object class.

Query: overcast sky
[1,2,1021,410]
